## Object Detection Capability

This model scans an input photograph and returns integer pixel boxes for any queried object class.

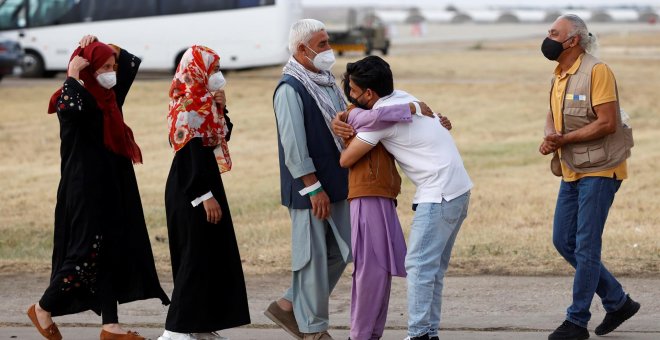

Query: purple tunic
[346,103,411,340]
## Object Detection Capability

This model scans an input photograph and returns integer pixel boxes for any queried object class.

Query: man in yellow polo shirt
[538,14,638,340]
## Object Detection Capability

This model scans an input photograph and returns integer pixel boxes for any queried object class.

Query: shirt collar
[553,52,586,78]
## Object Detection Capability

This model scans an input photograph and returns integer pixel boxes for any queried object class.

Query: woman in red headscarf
[158,45,250,340]
[27,35,169,340]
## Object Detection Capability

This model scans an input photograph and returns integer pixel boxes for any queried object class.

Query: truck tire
[21,50,45,78]
[381,41,390,55]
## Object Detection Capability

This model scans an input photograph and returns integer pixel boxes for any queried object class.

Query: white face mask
[96,71,117,89]
[305,45,336,71]
[207,71,226,92]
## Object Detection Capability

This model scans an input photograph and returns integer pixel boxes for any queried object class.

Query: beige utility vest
[551,53,634,174]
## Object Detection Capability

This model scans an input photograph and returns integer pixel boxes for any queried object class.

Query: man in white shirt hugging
[333,56,472,340]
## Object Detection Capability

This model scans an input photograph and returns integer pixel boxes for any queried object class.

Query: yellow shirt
[551,53,627,182]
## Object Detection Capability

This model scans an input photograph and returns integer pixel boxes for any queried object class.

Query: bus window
[0,0,27,30]
[80,0,157,21]
[159,0,234,15]
[28,0,79,27]
[238,0,275,7]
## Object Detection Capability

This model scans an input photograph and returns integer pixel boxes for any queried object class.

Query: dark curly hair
[342,55,394,100]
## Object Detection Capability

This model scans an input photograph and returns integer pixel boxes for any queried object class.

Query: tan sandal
[26,304,62,340]
[100,329,146,340]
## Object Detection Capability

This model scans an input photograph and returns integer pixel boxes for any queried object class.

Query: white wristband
[191,191,214,207]
[412,102,423,117]
[298,181,322,196]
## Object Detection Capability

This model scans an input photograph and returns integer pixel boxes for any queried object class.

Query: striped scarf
[283,57,346,151]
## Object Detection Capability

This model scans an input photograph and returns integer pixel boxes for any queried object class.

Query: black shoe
[595,295,641,336]
[548,320,589,340]
[430,337,439,340]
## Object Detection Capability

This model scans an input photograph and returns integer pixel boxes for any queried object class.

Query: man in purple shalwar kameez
[334,56,469,340]
[332,57,451,340]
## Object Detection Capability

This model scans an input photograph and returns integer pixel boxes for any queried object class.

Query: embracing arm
[348,103,413,132]
[333,101,440,139]
[339,137,376,168]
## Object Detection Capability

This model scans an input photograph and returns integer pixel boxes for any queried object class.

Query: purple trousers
[350,197,407,340]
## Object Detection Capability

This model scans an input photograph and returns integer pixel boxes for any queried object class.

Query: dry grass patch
[1,32,658,276]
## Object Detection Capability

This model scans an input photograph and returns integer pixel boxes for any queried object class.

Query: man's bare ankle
[277,298,293,312]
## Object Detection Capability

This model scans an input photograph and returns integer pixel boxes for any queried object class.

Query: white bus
[0,0,302,77]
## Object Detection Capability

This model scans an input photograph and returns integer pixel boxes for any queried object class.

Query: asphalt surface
[1,273,658,339]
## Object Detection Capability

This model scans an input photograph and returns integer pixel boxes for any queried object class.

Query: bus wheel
[22,51,45,78]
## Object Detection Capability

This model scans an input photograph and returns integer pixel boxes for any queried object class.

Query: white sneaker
[192,332,229,340]
[158,330,198,340]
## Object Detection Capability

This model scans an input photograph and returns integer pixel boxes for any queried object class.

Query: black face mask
[541,36,574,61]
[348,90,369,110]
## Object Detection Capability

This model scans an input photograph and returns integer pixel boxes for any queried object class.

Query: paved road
[1,327,659,340]
[1,273,658,339]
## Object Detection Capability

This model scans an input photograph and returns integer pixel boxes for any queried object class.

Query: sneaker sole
[264,309,303,340]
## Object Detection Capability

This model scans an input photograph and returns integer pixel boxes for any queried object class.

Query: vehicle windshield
[0,0,79,30]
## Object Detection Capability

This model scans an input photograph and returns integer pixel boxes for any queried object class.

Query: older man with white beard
[263,19,351,340]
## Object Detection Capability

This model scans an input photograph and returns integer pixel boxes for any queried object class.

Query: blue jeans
[406,191,470,337]
[553,177,627,328]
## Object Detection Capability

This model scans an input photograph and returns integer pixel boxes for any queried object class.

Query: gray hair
[288,19,326,54]
[560,14,599,55]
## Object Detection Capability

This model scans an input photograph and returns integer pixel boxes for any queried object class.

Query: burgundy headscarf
[48,42,142,164]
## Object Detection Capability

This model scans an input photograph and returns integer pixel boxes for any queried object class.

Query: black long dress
[39,49,170,320]
[164,132,250,333]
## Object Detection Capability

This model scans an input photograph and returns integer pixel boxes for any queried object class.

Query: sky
[302,0,660,9]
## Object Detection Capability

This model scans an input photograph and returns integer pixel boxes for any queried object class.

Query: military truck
[325,9,390,56]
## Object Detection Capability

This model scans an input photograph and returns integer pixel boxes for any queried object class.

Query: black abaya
[40,49,169,321]
[164,135,250,333]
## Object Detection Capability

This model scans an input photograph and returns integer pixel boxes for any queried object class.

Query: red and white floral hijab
[168,45,231,173]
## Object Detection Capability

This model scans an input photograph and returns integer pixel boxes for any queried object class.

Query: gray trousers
[283,200,352,333]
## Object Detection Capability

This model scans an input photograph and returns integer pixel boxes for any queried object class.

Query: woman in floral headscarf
[159,45,250,340]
